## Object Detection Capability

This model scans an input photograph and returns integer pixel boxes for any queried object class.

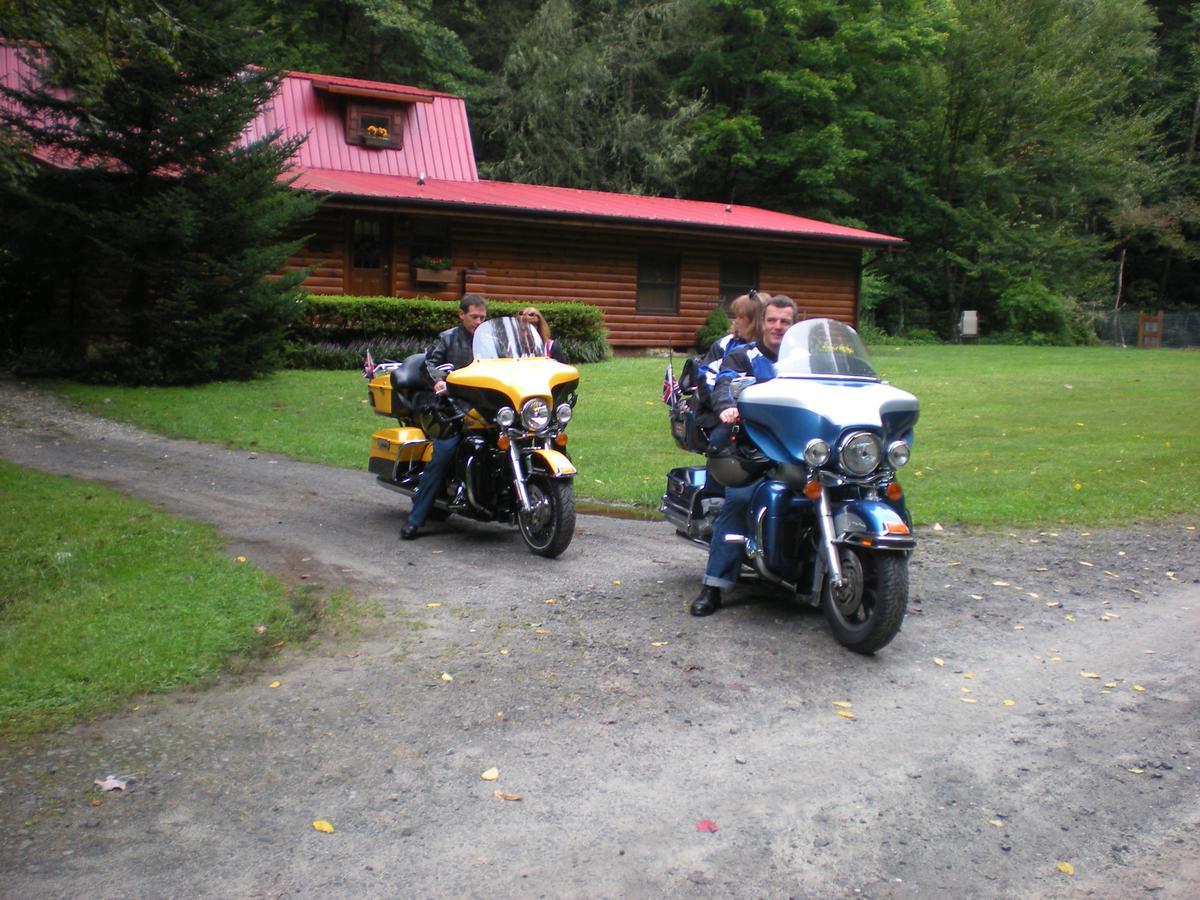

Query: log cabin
[2,45,903,349]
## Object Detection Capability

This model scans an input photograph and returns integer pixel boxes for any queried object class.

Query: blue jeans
[703,481,757,589]
[407,433,461,528]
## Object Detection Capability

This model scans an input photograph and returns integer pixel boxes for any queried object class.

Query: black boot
[400,523,421,540]
[690,585,721,617]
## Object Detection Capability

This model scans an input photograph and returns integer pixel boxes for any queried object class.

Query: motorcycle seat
[389,353,431,420]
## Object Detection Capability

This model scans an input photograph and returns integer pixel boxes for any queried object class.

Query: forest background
[2,0,1198,351]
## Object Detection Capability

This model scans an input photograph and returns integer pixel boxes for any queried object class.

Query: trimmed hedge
[289,295,610,367]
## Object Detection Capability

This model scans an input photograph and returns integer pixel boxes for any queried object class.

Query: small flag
[662,361,681,406]
[362,349,375,379]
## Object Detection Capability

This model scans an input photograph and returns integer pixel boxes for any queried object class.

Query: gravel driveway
[1,378,1197,899]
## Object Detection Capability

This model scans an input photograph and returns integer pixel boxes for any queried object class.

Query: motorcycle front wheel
[820,547,908,654]
[518,476,576,558]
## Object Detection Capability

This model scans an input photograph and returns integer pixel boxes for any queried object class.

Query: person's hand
[433,380,447,396]
[719,407,740,424]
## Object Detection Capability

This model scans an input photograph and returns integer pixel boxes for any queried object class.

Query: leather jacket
[425,325,475,383]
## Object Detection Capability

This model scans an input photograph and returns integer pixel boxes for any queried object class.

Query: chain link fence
[1093,311,1200,348]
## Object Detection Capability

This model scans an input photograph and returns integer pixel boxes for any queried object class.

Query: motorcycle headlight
[803,439,830,467]
[496,406,516,428]
[521,398,551,432]
[840,432,882,476]
[555,403,573,426]
[887,440,911,468]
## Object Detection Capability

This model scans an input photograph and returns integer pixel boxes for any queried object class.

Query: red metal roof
[289,167,903,245]
[243,70,478,182]
[1,43,902,246]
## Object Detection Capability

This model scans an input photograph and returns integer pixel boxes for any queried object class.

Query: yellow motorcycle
[366,317,580,557]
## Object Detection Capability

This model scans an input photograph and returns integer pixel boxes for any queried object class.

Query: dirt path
[1,378,1197,898]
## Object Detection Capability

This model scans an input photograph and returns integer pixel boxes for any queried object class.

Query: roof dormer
[310,76,434,151]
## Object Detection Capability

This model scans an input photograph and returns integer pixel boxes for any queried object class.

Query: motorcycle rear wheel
[820,547,908,654]
[518,477,575,558]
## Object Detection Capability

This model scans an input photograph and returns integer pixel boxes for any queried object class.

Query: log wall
[284,207,863,347]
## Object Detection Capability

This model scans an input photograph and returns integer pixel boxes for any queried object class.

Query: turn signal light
[497,435,510,450]
[804,480,822,501]
[554,432,568,447]
[885,482,903,501]
[885,521,911,535]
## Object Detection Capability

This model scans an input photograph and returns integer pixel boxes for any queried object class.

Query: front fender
[833,499,915,550]
[529,447,577,477]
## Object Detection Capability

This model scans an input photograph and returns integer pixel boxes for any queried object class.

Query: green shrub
[289,295,609,367]
[695,306,730,352]
[900,327,942,344]
[995,281,1078,345]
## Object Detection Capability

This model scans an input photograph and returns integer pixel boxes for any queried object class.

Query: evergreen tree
[0,0,320,383]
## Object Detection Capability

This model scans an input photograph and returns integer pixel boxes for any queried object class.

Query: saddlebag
[660,465,724,540]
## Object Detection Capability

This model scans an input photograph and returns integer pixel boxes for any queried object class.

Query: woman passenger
[518,306,569,363]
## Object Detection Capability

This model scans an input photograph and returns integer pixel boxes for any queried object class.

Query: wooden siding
[284,207,863,347]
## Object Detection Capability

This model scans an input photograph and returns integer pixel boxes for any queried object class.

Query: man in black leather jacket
[402,294,487,539]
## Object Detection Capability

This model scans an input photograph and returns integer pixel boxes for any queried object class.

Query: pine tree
[0,0,320,383]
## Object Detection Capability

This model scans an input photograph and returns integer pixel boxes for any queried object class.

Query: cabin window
[637,254,679,313]
[345,102,403,148]
[719,258,758,304]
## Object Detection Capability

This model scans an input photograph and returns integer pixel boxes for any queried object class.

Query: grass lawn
[51,343,1200,527]
[0,461,317,735]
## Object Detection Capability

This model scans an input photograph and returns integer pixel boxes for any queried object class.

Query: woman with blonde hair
[518,306,569,362]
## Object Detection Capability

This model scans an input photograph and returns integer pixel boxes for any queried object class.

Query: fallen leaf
[268,680,281,689]
[988,818,1004,827]
[499,648,510,656]
[696,819,719,833]
[93,776,126,792]
[946,561,962,567]
[312,819,335,834]
[426,602,441,608]
[832,701,853,709]
[533,628,549,635]
[1002,699,1016,707]
[963,672,975,679]
[1080,671,1100,679]
[1056,861,1075,876]
[481,767,499,781]
[235,555,247,563]
[1079,561,1094,567]
[960,697,977,704]
[651,641,668,647]
[970,594,984,600]
[253,624,268,634]
[89,798,102,807]
[992,581,1010,587]
[1128,767,1145,774]
[440,672,454,682]
[1104,682,1118,688]
[933,657,945,667]
[544,598,557,605]
[960,687,972,693]
[1133,684,1146,692]
[836,709,856,719]
[612,579,621,585]
[493,790,522,801]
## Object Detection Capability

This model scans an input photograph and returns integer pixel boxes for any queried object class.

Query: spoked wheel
[518,477,576,558]
[820,547,908,654]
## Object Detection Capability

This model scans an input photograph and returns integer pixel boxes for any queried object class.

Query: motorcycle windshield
[472,317,547,360]
[774,319,878,379]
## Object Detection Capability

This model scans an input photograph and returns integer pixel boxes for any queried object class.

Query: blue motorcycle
[661,318,919,653]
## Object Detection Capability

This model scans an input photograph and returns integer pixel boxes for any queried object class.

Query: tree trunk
[1112,246,1126,348]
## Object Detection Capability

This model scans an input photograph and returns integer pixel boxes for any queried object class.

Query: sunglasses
[519,312,542,321]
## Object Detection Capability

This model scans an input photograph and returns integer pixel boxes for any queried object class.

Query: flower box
[362,135,392,148]
[414,267,456,284]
